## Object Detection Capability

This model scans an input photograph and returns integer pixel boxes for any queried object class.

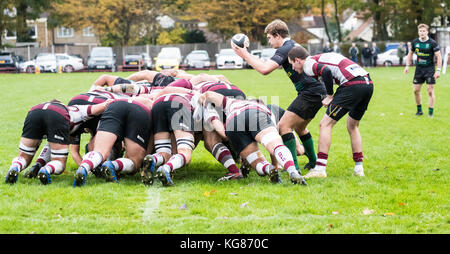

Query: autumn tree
[52,0,163,46]
[0,0,15,47]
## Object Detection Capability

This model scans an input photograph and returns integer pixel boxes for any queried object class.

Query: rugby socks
[42,160,64,175]
[80,151,103,173]
[212,143,240,174]
[353,152,363,169]
[300,133,317,165]
[273,145,297,175]
[11,156,28,172]
[165,154,186,172]
[315,152,328,172]
[112,158,135,174]
[152,153,165,167]
[428,107,434,116]
[417,105,423,114]
[35,144,51,167]
[255,161,271,176]
[281,133,300,170]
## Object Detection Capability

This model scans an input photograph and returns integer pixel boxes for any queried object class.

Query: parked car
[20,53,84,73]
[21,53,58,73]
[260,48,276,62]
[56,53,84,72]
[154,47,182,71]
[123,54,144,70]
[215,49,244,69]
[141,53,153,70]
[88,47,117,72]
[376,48,417,67]
[184,50,210,69]
[0,52,20,72]
[245,50,262,68]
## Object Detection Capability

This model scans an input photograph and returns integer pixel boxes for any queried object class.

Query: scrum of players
[4,68,307,187]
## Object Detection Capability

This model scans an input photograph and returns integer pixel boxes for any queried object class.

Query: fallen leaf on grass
[384,212,395,216]
[36,198,44,203]
[363,208,374,215]
[332,211,339,215]
[57,214,62,219]
[211,190,217,195]
[328,224,333,228]
[240,202,249,208]
[398,202,406,206]
[203,191,210,197]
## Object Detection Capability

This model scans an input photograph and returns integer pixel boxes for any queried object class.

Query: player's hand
[434,70,441,79]
[403,66,409,74]
[322,95,333,108]
[232,44,248,58]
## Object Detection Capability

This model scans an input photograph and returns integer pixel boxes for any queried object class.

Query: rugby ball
[231,33,250,48]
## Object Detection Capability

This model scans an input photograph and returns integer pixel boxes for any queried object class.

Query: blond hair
[264,19,290,38]
[418,23,429,31]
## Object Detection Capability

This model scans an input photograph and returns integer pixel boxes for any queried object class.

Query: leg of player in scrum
[202,129,242,181]
[154,130,195,186]
[5,137,41,184]
[140,132,173,186]
[254,126,307,185]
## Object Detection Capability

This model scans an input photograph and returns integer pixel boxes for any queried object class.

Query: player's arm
[434,50,442,79]
[69,136,82,166]
[232,45,279,75]
[203,104,227,140]
[404,50,414,74]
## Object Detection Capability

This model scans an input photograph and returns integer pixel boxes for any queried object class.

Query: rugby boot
[415,111,423,116]
[217,171,243,181]
[289,170,307,186]
[268,166,282,184]
[24,164,41,178]
[140,154,156,186]
[73,166,88,187]
[156,165,173,187]
[304,168,327,179]
[37,168,51,185]
[303,161,316,170]
[239,159,251,178]
[101,160,118,183]
[5,167,19,184]
[91,166,104,178]
[354,165,365,177]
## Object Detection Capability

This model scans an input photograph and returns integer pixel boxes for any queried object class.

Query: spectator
[371,42,379,67]
[362,43,372,67]
[349,43,359,63]
[397,42,406,65]
[332,43,341,53]
[323,42,333,53]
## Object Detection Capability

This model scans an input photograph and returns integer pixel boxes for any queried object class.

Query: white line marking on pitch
[142,187,161,223]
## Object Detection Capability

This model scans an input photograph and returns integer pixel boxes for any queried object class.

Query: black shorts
[97,100,152,149]
[414,66,436,85]
[327,83,374,121]
[213,89,246,99]
[153,73,176,87]
[287,93,323,120]
[113,77,133,85]
[22,109,70,144]
[225,109,275,155]
[152,100,194,134]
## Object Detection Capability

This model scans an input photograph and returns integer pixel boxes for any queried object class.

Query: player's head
[287,45,310,73]
[417,23,429,38]
[265,19,289,49]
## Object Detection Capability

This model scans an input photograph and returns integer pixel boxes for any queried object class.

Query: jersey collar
[419,36,429,42]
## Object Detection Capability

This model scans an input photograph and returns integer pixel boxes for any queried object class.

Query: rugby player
[288,46,373,178]
[72,96,153,186]
[200,91,307,185]
[5,99,113,185]
[232,19,320,172]
[404,23,442,117]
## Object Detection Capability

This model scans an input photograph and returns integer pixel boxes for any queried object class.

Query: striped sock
[255,161,271,176]
[80,151,103,173]
[273,145,296,174]
[212,143,239,174]
[315,152,328,171]
[353,152,363,167]
[11,156,28,172]
[112,158,135,174]
[153,153,165,167]
[165,154,186,172]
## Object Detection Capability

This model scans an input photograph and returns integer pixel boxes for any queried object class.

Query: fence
[3,41,326,66]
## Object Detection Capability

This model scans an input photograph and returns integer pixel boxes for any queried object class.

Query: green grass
[0,68,449,234]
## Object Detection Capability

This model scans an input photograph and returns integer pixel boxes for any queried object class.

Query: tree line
[1,0,448,48]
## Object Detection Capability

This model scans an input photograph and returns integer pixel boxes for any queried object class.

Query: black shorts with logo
[413,66,436,85]
[225,109,275,155]
[287,93,323,120]
[152,100,194,134]
[153,73,176,87]
[22,108,70,145]
[327,82,374,121]
[97,100,152,149]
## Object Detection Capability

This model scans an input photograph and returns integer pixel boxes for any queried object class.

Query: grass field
[0,67,449,234]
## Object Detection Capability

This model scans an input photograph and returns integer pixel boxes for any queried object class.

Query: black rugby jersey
[411,37,440,68]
